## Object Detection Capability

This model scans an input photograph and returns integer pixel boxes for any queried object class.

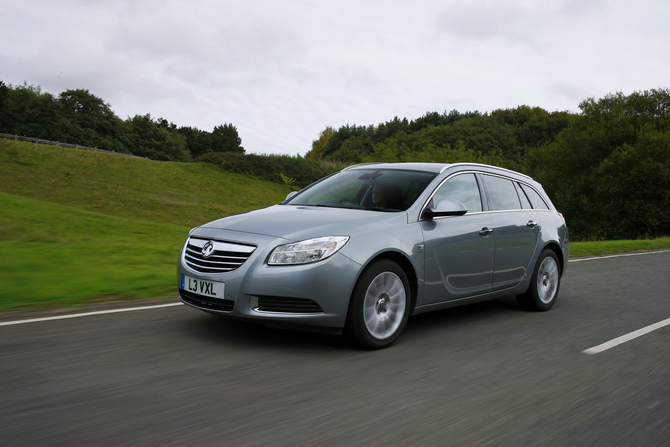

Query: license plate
[181,274,225,299]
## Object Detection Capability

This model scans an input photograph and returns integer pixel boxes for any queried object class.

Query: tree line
[306,108,574,171]
[2,79,668,240]
[0,81,244,162]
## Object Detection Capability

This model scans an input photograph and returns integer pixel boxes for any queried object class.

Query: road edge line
[569,249,670,263]
[0,302,183,327]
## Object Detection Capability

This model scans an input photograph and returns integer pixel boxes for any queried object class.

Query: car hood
[199,205,405,240]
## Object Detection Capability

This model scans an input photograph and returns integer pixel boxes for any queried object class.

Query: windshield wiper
[362,206,399,212]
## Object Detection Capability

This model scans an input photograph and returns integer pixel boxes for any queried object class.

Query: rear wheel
[517,249,561,311]
[346,260,410,349]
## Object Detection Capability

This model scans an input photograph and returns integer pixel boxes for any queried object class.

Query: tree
[177,126,212,158]
[491,106,574,150]
[363,129,507,167]
[0,83,61,137]
[0,81,8,115]
[320,124,372,158]
[156,117,178,132]
[374,117,410,141]
[305,126,334,159]
[364,115,519,168]
[409,109,477,132]
[318,111,487,162]
[328,134,372,163]
[211,123,244,153]
[56,89,126,150]
[124,114,191,162]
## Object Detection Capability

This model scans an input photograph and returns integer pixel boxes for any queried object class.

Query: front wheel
[346,260,411,349]
[517,249,561,311]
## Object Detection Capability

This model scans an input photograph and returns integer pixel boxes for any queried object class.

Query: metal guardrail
[0,132,147,159]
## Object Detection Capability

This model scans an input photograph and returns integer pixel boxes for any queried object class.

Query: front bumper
[177,229,362,328]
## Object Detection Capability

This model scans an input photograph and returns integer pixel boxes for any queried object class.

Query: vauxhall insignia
[201,241,215,259]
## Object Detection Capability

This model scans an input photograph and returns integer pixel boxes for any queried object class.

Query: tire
[346,259,411,350]
[517,249,561,311]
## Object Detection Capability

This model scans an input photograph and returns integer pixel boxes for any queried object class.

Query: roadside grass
[570,238,670,258]
[0,139,292,227]
[0,192,188,311]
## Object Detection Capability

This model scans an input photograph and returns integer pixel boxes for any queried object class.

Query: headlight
[268,236,349,265]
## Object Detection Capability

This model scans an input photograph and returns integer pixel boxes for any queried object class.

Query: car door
[421,173,496,304]
[480,174,540,291]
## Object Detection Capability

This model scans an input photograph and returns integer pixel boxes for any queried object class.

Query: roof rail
[446,162,533,180]
[342,162,387,171]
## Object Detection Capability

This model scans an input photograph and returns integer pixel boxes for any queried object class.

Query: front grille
[257,296,324,313]
[180,289,234,312]
[184,238,256,274]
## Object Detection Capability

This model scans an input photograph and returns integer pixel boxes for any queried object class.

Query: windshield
[285,168,437,211]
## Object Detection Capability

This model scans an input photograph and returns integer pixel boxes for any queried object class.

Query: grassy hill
[0,140,293,311]
[0,139,293,227]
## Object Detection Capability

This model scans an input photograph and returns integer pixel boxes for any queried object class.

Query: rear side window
[519,184,550,210]
[482,175,521,211]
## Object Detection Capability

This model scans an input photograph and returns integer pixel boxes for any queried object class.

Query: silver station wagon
[178,162,569,349]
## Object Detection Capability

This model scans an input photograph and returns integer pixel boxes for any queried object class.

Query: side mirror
[423,198,468,219]
[285,191,299,201]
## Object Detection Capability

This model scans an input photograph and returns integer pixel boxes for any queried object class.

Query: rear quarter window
[519,183,550,210]
[514,182,532,209]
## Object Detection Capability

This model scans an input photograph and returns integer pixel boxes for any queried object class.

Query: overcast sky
[2,0,669,156]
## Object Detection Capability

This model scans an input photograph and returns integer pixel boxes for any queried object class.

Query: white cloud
[435,0,606,49]
[1,0,670,155]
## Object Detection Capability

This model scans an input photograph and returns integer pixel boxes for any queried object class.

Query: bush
[197,152,341,188]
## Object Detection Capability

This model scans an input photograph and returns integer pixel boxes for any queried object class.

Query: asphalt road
[1,252,669,446]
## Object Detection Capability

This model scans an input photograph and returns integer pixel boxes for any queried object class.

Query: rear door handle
[527,220,539,228]
[479,227,494,236]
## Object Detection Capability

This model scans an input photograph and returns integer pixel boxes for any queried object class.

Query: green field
[1,139,668,312]
[0,140,292,311]
[0,192,187,310]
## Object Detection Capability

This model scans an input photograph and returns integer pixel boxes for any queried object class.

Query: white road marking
[0,302,183,327]
[571,249,670,354]
[569,249,670,263]
[583,317,670,355]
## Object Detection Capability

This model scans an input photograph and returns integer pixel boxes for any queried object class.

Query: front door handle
[479,227,494,236]
[527,220,539,228]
